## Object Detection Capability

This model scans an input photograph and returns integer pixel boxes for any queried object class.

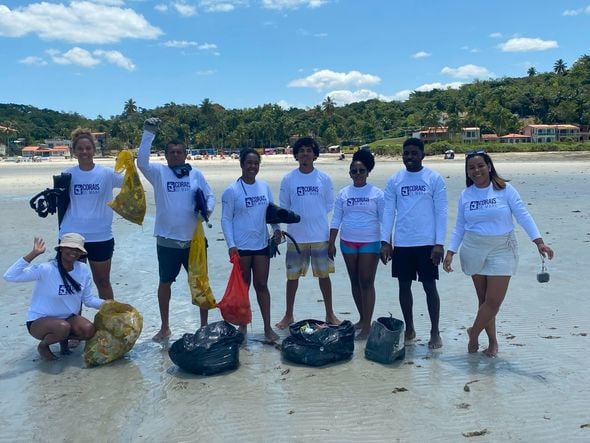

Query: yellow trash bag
[188,220,216,309]
[108,150,146,225]
[84,300,143,367]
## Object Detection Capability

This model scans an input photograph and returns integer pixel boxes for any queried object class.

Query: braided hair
[55,250,82,294]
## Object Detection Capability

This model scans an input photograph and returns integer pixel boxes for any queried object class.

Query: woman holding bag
[443,151,554,357]
[220,149,281,343]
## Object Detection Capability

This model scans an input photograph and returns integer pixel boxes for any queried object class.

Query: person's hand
[273,229,283,244]
[143,118,161,134]
[32,237,46,256]
[537,243,554,260]
[228,247,238,258]
[328,242,336,260]
[443,251,454,273]
[380,242,392,265]
[431,245,444,266]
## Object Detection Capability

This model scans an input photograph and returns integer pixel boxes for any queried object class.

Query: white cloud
[200,1,236,12]
[262,0,329,10]
[19,56,47,66]
[489,32,502,38]
[93,49,136,71]
[155,4,168,12]
[47,47,100,67]
[288,69,381,90]
[172,1,197,16]
[0,1,162,44]
[562,9,580,16]
[441,64,494,79]
[198,43,217,50]
[163,40,199,48]
[324,89,391,105]
[298,28,328,37]
[197,69,216,75]
[498,37,558,52]
[412,51,431,59]
[461,46,480,53]
[391,90,412,101]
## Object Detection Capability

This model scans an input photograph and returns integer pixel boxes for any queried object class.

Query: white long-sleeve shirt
[381,167,448,247]
[330,183,384,243]
[4,258,104,322]
[221,179,279,250]
[279,168,334,243]
[59,164,123,242]
[448,182,541,253]
[137,131,215,241]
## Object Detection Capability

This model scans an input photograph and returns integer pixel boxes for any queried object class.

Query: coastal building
[499,133,531,144]
[412,127,449,143]
[481,134,499,143]
[522,124,581,143]
[461,127,480,144]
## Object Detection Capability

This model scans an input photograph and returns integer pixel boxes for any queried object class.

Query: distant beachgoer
[137,118,215,342]
[328,148,384,339]
[221,148,282,343]
[275,137,341,329]
[59,128,123,300]
[381,137,448,349]
[443,151,554,357]
[3,234,105,361]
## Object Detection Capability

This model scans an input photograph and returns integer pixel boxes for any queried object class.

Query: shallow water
[0,155,589,441]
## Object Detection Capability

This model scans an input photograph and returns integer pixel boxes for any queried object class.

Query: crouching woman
[3,234,105,361]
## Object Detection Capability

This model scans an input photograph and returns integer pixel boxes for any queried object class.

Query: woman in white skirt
[443,151,554,357]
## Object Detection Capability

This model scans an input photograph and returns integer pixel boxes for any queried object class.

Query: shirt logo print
[73,183,100,195]
[297,186,319,196]
[167,181,191,192]
[401,185,427,196]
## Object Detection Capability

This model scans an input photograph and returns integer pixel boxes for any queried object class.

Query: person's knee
[77,322,96,340]
[252,280,269,294]
[56,320,72,339]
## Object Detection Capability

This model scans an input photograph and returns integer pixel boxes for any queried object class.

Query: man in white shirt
[137,118,215,342]
[381,138,448,349]
[276,137,341,329]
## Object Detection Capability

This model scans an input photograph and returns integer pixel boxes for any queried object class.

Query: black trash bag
[29,172,71,227]
[364,317,405,364]
[266,203,300,224]
[281,319,355,367]
[168,321,244,375]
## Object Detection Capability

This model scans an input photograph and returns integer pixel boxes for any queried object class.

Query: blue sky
[1,0,589,119]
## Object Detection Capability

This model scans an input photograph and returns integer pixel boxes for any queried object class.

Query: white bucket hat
[55,233,87,254]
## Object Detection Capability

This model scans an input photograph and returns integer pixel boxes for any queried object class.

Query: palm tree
[123,98,137,117]
[527,67,537,77]
[322,96,336,117]
[553,59,567,75]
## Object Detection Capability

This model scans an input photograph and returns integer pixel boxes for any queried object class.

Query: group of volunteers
[4,118,554,362]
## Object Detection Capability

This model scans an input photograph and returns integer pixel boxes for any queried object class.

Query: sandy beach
[0,152,589,442]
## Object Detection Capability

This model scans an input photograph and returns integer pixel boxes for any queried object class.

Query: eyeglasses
[465,150,486,157]
[350,169,367,175]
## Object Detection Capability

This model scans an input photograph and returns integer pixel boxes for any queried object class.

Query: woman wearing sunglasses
[328,148,384,339]
[443,151,554,357]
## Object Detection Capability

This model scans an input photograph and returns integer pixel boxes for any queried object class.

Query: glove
[143,118,161,134]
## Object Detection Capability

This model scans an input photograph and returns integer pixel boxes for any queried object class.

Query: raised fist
[143,117,161,134]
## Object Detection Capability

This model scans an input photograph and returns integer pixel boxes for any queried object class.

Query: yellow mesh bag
[84,301,143,367]
[107,150,146,225]
[188,221,216,309]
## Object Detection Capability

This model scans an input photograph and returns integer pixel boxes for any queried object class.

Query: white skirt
[459,230,519,276]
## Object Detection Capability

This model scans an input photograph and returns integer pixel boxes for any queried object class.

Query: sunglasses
[350,169,367,175]
[465,150,486,157]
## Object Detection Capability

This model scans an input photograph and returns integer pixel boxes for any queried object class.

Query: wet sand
[1,153,589,441]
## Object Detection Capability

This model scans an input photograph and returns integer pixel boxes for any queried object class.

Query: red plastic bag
[217,252,251,326]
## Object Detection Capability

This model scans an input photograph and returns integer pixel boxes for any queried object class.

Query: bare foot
[263,329,280,344]
[275,316,294,330]
[68,339,80,349]
[404,330,416,345]
[325,314,341,325]
[355,330,370,341]
[467,327,478,353]
[428,333,443,349]
[37,343,58,361]
[152,327,172,342]
[483,342,498,358]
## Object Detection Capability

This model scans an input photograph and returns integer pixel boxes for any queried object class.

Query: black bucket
[364,317,405,364]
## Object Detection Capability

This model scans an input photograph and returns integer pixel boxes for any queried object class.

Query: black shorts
[238,246,270,257]
[84,238,115,262]
[157,244,190,283]
[391,246,439,282]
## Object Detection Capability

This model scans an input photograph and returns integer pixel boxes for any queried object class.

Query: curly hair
[71,128,96,151]
[352,148,375,172]
[292,136,320,158]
